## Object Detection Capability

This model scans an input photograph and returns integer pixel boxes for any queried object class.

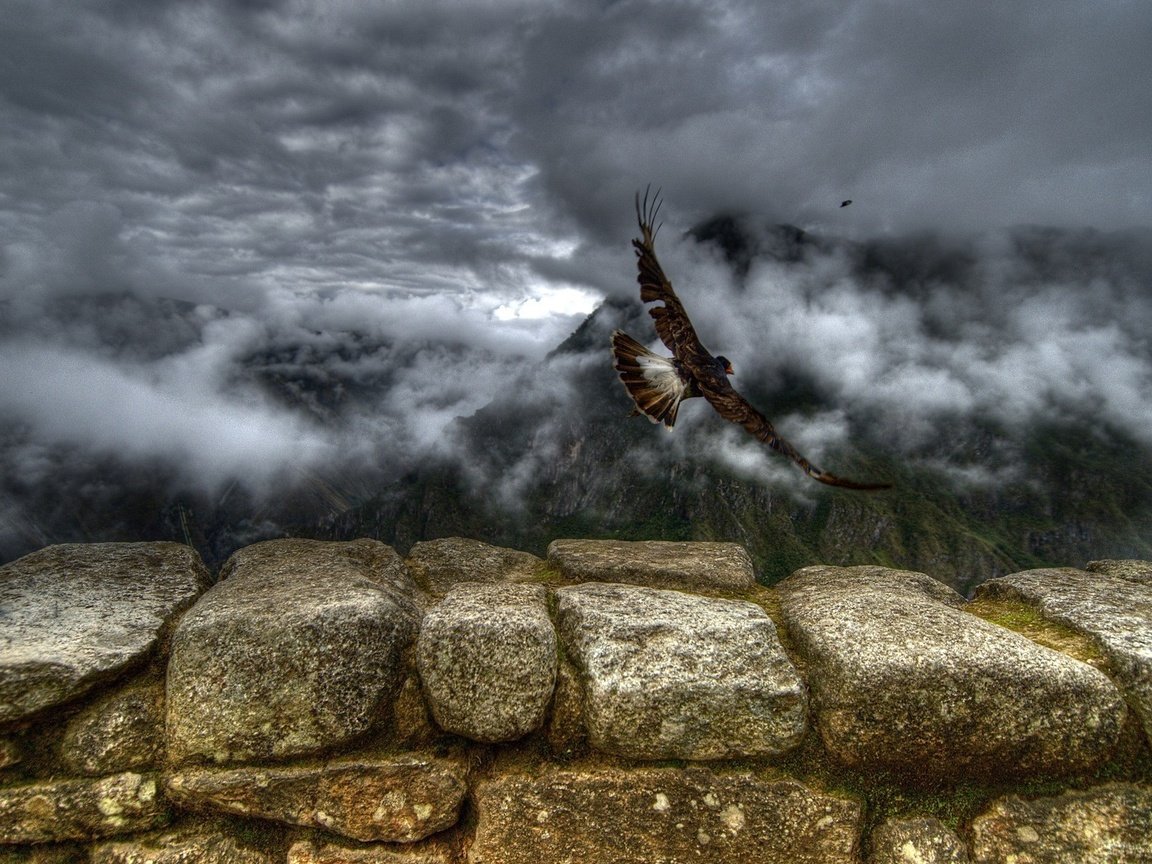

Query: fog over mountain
[2,0,1151,579]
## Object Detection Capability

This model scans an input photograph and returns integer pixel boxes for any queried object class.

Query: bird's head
[716,356,734,376]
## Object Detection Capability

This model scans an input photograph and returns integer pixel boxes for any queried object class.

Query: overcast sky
[2,0,1152,536]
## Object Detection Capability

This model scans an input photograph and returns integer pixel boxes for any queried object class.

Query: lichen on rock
[470,765,862,863]
[165,754,467,843]
[969,783,1152,863]
[978,565,1152,748]
[0,772,167,844]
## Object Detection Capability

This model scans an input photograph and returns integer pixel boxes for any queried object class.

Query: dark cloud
[514,0,1152,237]
[1,0,1151,559]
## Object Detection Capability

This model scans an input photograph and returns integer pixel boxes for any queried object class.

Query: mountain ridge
[3,217,1151,592]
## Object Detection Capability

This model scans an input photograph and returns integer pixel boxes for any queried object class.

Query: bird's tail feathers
[611,330,687,428]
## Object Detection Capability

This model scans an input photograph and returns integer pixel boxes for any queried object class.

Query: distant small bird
[840,199,853,208]
[611,188,890,491]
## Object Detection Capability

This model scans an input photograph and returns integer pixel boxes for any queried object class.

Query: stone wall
[2,537,1151,864]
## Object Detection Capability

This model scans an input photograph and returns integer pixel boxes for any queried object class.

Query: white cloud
[0,340,333,492]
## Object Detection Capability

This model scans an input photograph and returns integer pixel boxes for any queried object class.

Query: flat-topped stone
[0,542,209,723]
[969,783,1152,863]
[547,539,756,590]
[165,753,467,843]
[416,582,556,742]
[470,765,862,864]
[166,539,422,764]
[405,537,543,594]
[777,565,1125,781]
[556,582,805,760]
[215,537,423,617]
[977,565,1152,746]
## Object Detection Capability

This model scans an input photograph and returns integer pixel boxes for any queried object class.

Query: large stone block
[0,772,167,844]
[0,543,209,723]
[416,583,556,742]
[978,565,1152,746]
[166,539,422,764]
[969,783,1152,863]
[777,566,1126,782]
[547,539,756,590]
[469,765,862,863]
[556,582,806,759]
[165,754,467,843]
[405,538,542,594]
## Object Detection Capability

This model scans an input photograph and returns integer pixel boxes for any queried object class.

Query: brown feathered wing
[632,189,710,366]
[629,187,891,491]
[698,376,891,490]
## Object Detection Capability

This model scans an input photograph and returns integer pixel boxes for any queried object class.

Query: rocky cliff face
[2,538,1151,863]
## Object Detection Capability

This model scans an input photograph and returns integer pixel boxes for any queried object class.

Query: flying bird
[611,188,891,491]
[840,199,853,208]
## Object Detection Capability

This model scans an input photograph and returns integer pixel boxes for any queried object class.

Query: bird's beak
[725,363,735,376]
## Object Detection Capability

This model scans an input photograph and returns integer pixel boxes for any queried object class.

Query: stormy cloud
[2,0,1151,561]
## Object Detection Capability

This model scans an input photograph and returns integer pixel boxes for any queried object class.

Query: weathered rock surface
[777,566,1125,781]
[0,543,209,723]
[1087,558,1152,585]
[969,783,1152,863]
[92,827,273,864]
[166,539,422,764]
[547,539,756,590]
[469,765,862,864]
[556,582,806,759]
[405,538,542,594]
[61,679,165,776]
[977,566,1152,745]
[165,754,467,843]
[288,839,453,864]
[0,772,167,844]
[416,583,556,742]
[868,816,969,864]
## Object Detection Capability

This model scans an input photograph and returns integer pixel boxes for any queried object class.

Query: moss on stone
[962,597,1110,670]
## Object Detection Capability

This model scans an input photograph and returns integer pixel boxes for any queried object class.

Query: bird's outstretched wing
[628,187,891,491]
[632,187,709,366]
[700,376,892,490]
